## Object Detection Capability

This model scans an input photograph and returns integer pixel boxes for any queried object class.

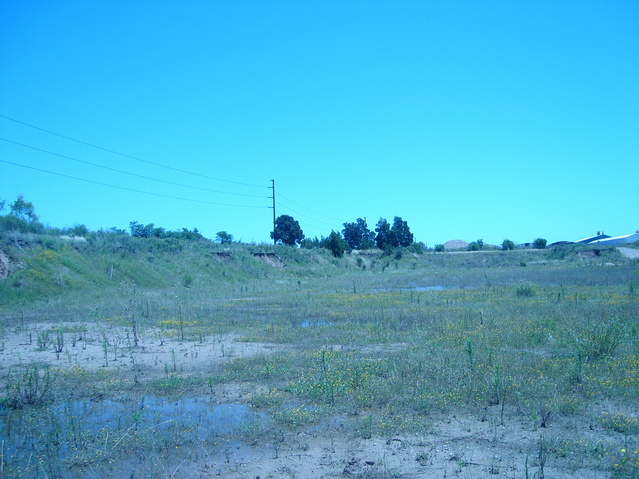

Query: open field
[1,238,638,478]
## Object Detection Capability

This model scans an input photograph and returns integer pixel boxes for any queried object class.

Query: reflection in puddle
[301,319,333,328]
[49,395,263,438]
[371,285,448,293]
[408,285,446,291]
[0,395,267,477]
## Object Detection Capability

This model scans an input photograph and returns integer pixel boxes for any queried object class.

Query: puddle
[407,285,446,291]
[46,395,263,438]
[0,395,267,477]
[371,285,448,293]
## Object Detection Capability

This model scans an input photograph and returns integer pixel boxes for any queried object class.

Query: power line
[0,137,268,199]
[0,159,270,208]
[0,114,267,188]
[277,192,346,222]
[276,199,343,229]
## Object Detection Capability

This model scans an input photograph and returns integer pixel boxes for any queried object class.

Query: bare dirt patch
[154,411,608,479]
[0,321,284,374]
[618,246,639,259]
[0,250,11,279]
[253,252,286,268]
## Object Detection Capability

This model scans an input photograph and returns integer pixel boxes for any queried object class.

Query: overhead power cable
[0,114,266,188]
[0,137,268,199]
[276,199,343,229]
[277,192,346,222]
[0,159,269,208]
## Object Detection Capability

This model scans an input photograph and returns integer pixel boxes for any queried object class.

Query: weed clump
[573,319,625,361]
[2,364,56,409]
[516,283,535,297]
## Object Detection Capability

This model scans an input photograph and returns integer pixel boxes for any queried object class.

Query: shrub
[467,239,484,251]
[533,238,547,249]
[501,239,515,250]
[574,319,624,361]
[516,283,535,297]
[2,365,56,409]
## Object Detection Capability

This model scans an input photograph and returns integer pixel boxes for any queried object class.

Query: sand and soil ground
[0,319,622,479]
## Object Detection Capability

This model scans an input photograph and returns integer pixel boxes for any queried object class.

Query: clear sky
[1,1,638,246]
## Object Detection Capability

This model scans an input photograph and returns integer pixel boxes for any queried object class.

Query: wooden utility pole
[269,179,276,244]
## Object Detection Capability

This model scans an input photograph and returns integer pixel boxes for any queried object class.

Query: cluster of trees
[0,195,45,234]
[271,214,415,257]
[501,237,546,250]
[129,221,204,241]
[1,195,550,253]
[434,237,548,252]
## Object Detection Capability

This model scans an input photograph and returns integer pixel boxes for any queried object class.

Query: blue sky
[1,1,638,246]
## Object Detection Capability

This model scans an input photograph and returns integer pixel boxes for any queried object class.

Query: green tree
[271,215,304,247]
[375,218,393,249]
[391,216,414,247]
[501,239,515,250]
[129,221,154,238]
[323,230,348,257]
[468,239,484,251]
[342,218,375,250]
[533,238,547,249]
[301,236,322,249]
[10,195,38,222]
[215,231,234,244]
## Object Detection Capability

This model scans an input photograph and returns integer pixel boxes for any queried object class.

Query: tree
[216,231,234,244]
[10,195,38,222]
[375,218,393,249]
[375,216,414,249]
[271,215,304,247]
[301,236,322,249]
[323,230,348,257]
[468,239,484,251]
[342,218,375,250]
[129,221,154,238]
[533,238,547,249]
[391,216,414,247]
[501,239,515,250]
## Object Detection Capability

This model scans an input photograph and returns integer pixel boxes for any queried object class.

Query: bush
[0,214,45,234]
[533,238,547,249]
[516,283,535,297]
[2,365,56,409]
[468,239,483,251]
[501,239,515,250]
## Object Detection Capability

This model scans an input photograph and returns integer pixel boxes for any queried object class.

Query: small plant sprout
[53,330,64,360]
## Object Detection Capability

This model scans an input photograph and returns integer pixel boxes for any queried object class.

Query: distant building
[549,241,574,247]
[575,232,611,244]
[590,232,639,246]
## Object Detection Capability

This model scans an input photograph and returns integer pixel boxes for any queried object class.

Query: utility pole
[269,179,276,245]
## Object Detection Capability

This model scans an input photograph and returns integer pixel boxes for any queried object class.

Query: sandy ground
[618,246,639,259]
[0,321,278,374]
[0,321,617,478]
